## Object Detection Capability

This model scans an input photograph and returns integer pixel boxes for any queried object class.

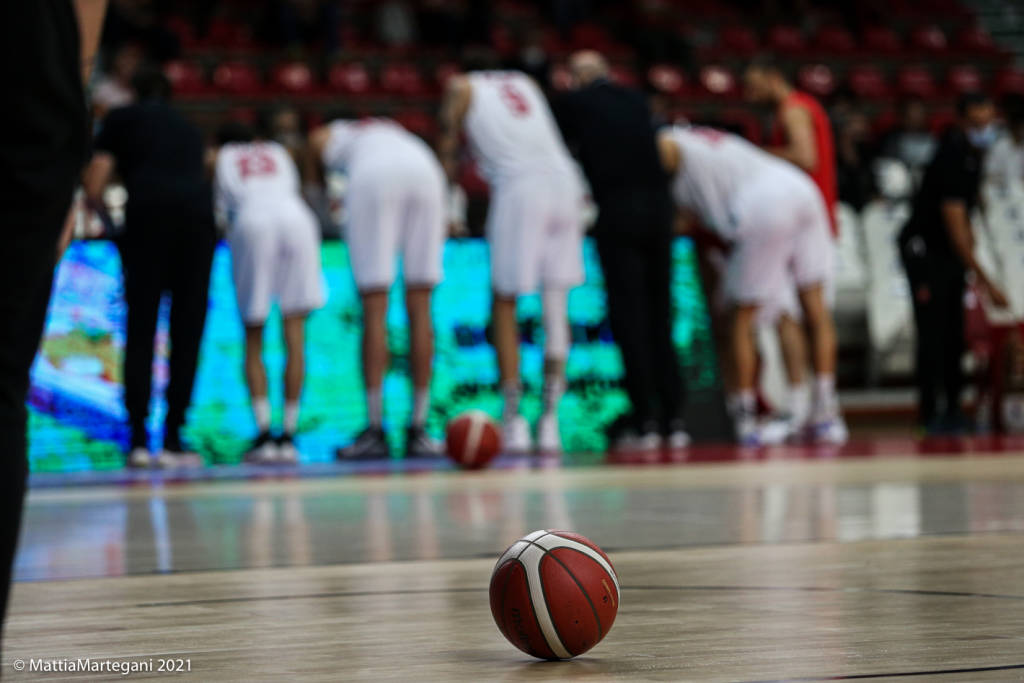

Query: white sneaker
[735,413,762,447]
[502,415,531,454]
[536,413,561,454]
[127,447,151,469]
[156,449,203,469]
[809,415,849,445]
[275,435,299,465]
[664,419,691,450]
[758,416,792,445]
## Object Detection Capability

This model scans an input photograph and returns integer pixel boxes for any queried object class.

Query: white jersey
[215,141,302,221]
[463,70,575,186]
[321,118,438,178]
[667,125,799,239]
[985,134,1024,193]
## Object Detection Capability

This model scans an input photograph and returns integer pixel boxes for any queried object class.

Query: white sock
[253,396,271,432]
[728,390,756,417]
[411,388,430,427]
[366,388,383,427]
[788,382,811,424]
[542,374,566,417]
[502,381,522,423]
[283,401,300,435]
[813,374,837,420]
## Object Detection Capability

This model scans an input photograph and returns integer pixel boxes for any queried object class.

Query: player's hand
[984,279,1010,309]
[57,203,76,260]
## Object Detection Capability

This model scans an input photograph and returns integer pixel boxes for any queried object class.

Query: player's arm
[656,130,682,175]
[437,76,472,182]
[74,0,108,84]
[942,199,1008,307]
[766,105,817,172]
[306,126,332,186]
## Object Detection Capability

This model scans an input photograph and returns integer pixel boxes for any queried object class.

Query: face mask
[966,123,998,149]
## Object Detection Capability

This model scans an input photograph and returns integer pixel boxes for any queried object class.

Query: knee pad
[542,288,570,359]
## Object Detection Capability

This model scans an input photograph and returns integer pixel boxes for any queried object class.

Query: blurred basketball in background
[445,410,501,469]
[489,529,619,660]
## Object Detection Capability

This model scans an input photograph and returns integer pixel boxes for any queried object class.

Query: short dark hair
[131,65,172,101]
[747,53,784,76]
[217,120,254,145]
[956,91,991,116]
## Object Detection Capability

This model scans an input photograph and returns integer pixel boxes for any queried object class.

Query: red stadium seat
[164,16,197,49]
[394,110,437,140]
[698,65,739,98]
[767,25,806,54]
[897,66,937,99]
[929,109,957,134]
[995,68,1024,96]
[163,59,207,95]
[571,23,614,50]
[797,64,836,99]
[717,25,760,55]
[909,24,948,53]
[848,65,891,99]
[205,17,255,50]
[813,26,856,54]
[609,64,639,87]
[954,26,997,54]
[946,65,984,95]
[269,61,316,95]
[433,62,460,92]
[647,64,689,96]
[862,26,902,53]
[380,63,427,96]
[327,62,373,96]
[211,60,262,96]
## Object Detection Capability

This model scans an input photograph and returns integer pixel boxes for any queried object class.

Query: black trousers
[595,198,685,429]
[1,197,70,646]
[118,214,215,450]
[902,251,966,426]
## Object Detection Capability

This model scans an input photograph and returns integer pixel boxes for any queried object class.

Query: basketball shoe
[275,434,299,465]
[244,431,279,464]
[535,413,561,455]
[405,425,442,459]
[502,415,531,453]
[127,447,152,469]
[336,426,389,460]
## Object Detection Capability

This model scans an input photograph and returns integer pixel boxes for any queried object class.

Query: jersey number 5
[499,83,530,116]
[237,150,277,179]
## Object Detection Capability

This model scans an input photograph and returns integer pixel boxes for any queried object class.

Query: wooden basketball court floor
[6,438,1024,681]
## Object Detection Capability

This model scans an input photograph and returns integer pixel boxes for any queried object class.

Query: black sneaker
[405,425,443,459]
[244,431,278,464]
[336,426,389,461]
[275,433,299,465]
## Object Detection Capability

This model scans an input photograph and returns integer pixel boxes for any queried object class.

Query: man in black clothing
[899,93,1008,434]
[552,50,688,451]
[83,68,216,468]
[0,0,107,654]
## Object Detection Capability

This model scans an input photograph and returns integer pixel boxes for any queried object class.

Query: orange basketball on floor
[445,410,501,470]
[489,530,619,660]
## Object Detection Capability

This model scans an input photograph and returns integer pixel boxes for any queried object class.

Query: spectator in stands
[835,109,877,210]
[83,67,217,468]
[92,42,142,119]
[880,99,938,186]
[553,51,689,452]
[898,92,1008,435]
[985,94,1024,193]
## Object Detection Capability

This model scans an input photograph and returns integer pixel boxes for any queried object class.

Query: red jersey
[770,90,838,236]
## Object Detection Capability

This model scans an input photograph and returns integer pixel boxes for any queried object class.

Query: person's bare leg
[361,290,390,429]
[730,304,761,443]
[493,292,529,451]
[776,313,812,427]
[245,324,271,434]
[281,313,307,436]
[798,282,844,439]
[405,286,434,428]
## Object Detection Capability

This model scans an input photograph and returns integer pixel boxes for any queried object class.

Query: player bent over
[310,118,447,460]
[657,125,847,445]
[439,68,584,455]
[214,122,325,464]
